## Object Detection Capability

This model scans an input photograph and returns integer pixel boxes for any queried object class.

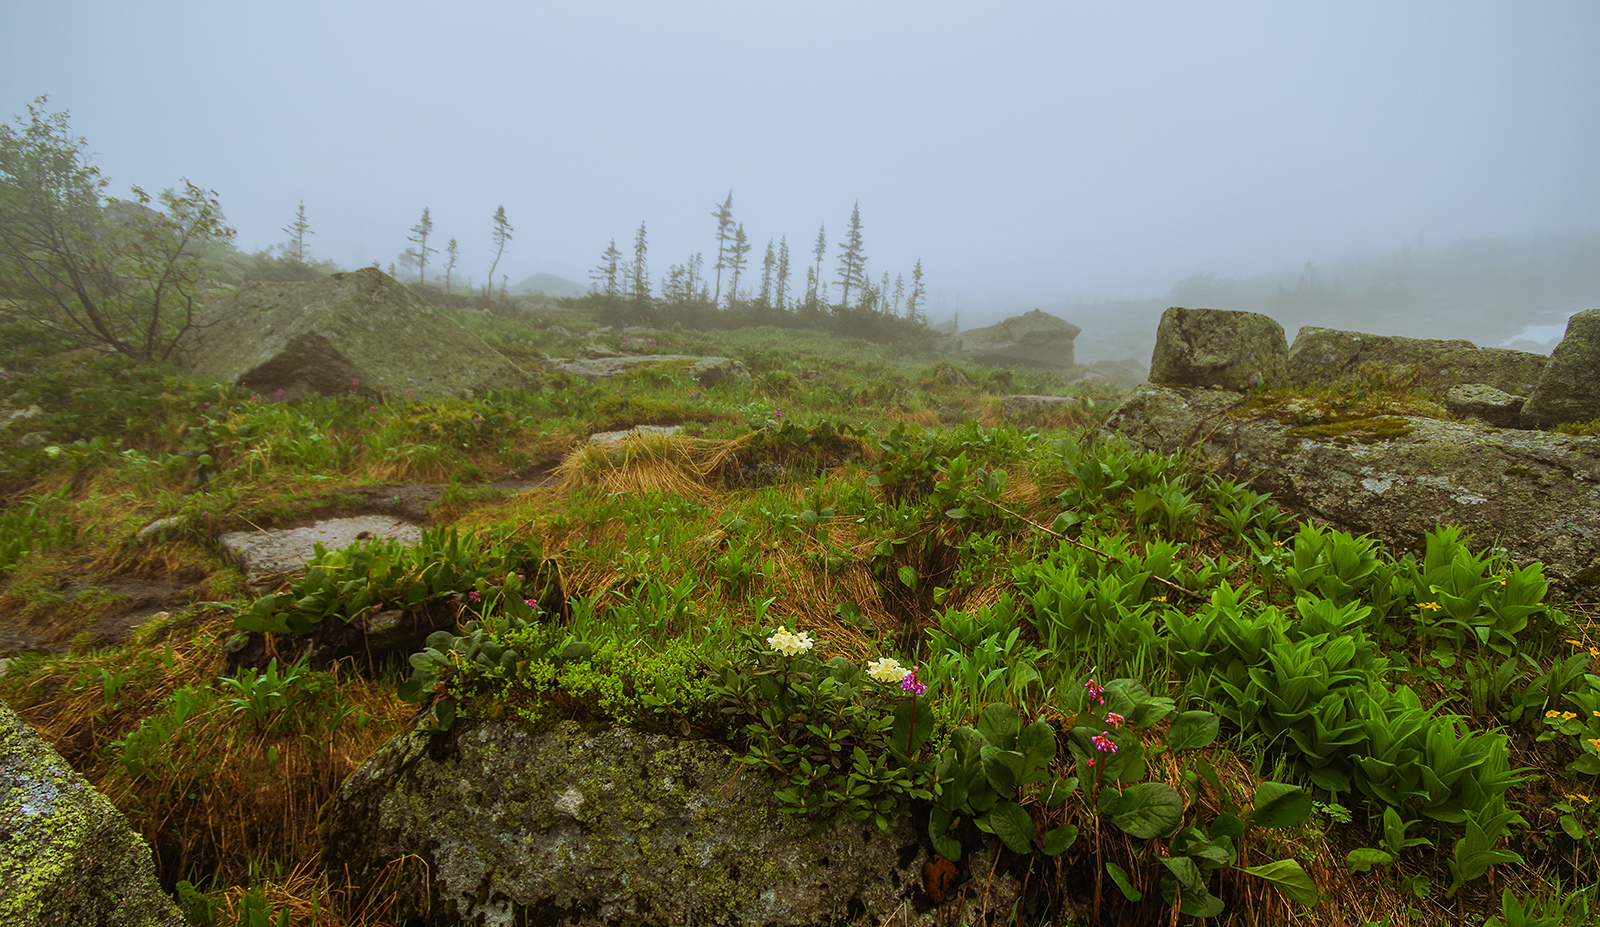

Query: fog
[4,1,1597,359]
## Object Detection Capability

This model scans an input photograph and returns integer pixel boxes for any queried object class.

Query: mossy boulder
[1100,383,1600,599]
[0,701,183,927]
[179,268,532,400]
[1149,307,1288,391]
[552,354,751,385]
[1285,327,1547,395]
[955,309,1081,369]
[1522,307,1600,428]
[320,719,1017,927]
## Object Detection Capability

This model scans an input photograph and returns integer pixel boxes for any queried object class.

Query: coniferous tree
[282,201,312,263]
[630,220,651,303]
[893,272,905,317]
[808,223,827,309]
[726,223,750,305]
[907,259,927,324]
[834,202,867,308]
[775,236,791,311]
[758,239,776,308]
[404,207,437,283]
[487,205,513,298]
[879,271,892,314]
[590,239,622,297]
[711,191,734,308]
[443,238,459,292]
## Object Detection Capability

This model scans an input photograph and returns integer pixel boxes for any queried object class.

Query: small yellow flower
[1152,595,1167,603]
[1588,738,1600,753]
[1561,711,1579,721]
[1593,710,1600,719]
[1590,647,1599,658]
[1418,601,1443,612]
[1567,639,1585,648]
[1567,793,1593,805]
[1547,709,1564,718]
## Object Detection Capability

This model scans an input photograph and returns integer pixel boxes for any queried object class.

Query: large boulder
[1,701,183,927]
[320,720,1017,927]
[956,309,1081,369]
[1522,307,1600,428]
[1099,383,1600,598]
[180,268,531,400]
[1149,307,1288,391]
[1286,327,1547,396]
[551,354,751,385]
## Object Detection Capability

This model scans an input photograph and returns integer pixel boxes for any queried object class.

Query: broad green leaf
[1167,710,1220,750]
[1250,781,1313,829]
[1105,861,1142,901]
[897,565,918,589]
[1161,854,1208,893]
[1344,848,1395,873]
[1111,782,1183,839]
[1041,824,1078,855]
[984,800,1036,854]
[1241,859,1320,906]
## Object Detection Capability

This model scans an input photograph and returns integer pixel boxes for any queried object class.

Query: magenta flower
[1085,679,1106,705]
[900,666,927,696]
[1092,732,1118,753]
[1106,712,1124,728]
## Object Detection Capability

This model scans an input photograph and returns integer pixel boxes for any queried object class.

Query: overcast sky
[4,1,1597,321]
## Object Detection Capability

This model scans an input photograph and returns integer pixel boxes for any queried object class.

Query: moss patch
[1290,415,1414,445]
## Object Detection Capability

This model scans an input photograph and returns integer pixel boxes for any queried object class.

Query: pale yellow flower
[1418,601,1443,612]
[767,628,815,657]
[1565,793,1593,805]
[867,657,909,684]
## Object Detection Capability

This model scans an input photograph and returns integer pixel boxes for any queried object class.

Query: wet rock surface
[956,308,1081,369]
[1149,307,1288,391]
[1,702,184,927]
[1285,326,1547,395]
[1100,383,1600,598]
[321,719,1020,927]
[220,515,423,585]
[1522,307,1600,428]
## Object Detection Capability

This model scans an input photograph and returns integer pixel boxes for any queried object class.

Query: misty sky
[4,1,1597,322]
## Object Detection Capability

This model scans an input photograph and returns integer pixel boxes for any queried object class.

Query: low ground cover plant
[0,312,1596,926]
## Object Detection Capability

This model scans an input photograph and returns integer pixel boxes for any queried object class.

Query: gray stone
[1100,383,1600,598]
[1,702,184,927]
[1445,384,1526,429]
[956,309,1081,369]
[179,268,532,400]
[1002,395,1082,417]
[552,354,751,385]
[588,424,683,449]
[1149,307,1288,391]
[1,404,44,426]
[135,516,188,544]
[321,720,1019,927]
[219,514,423,584]
[1522,307,1600,428]
[1286,327,1547,395]
[15,432,48,448]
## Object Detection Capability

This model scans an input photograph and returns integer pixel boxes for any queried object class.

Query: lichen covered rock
[1149,307,1288,391]
[1100,383,1600,598]
[321,720,1016,927]
[1285,327,1547,395]
[180,268,532,400]
[1522,307,1600,428]
[0,702,183,927]
[956,309,1081,369]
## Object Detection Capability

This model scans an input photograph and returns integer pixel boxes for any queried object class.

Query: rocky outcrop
[180,268,531,400]
[956,309,1081,369]
[1,702,183,927]
[321,720,1018,927]
[551,354,751,385]
[1285,327,1547,395]
[1522,307,1600,428]
[1099,383,1600,598]
[1149,307,1288,391]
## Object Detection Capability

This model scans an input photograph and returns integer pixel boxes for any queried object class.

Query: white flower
[767,628,815,656]
[867,657,909,684]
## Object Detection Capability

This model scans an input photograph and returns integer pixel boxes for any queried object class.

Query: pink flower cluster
[900,666,927,696]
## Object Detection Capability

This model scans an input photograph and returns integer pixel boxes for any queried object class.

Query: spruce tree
[590,239,622,297]
[711,191,734,308]
[775,236,791,311]
[630,221,651,303]
[444,238,459,292]
[809,223,827,309]
[834,202,867,308]
[758,239,776,308]
[487,206,513,299]
[405,207,437,283]
[907,259,927,324]
[726,223,750,305]
[282,201,312,263]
